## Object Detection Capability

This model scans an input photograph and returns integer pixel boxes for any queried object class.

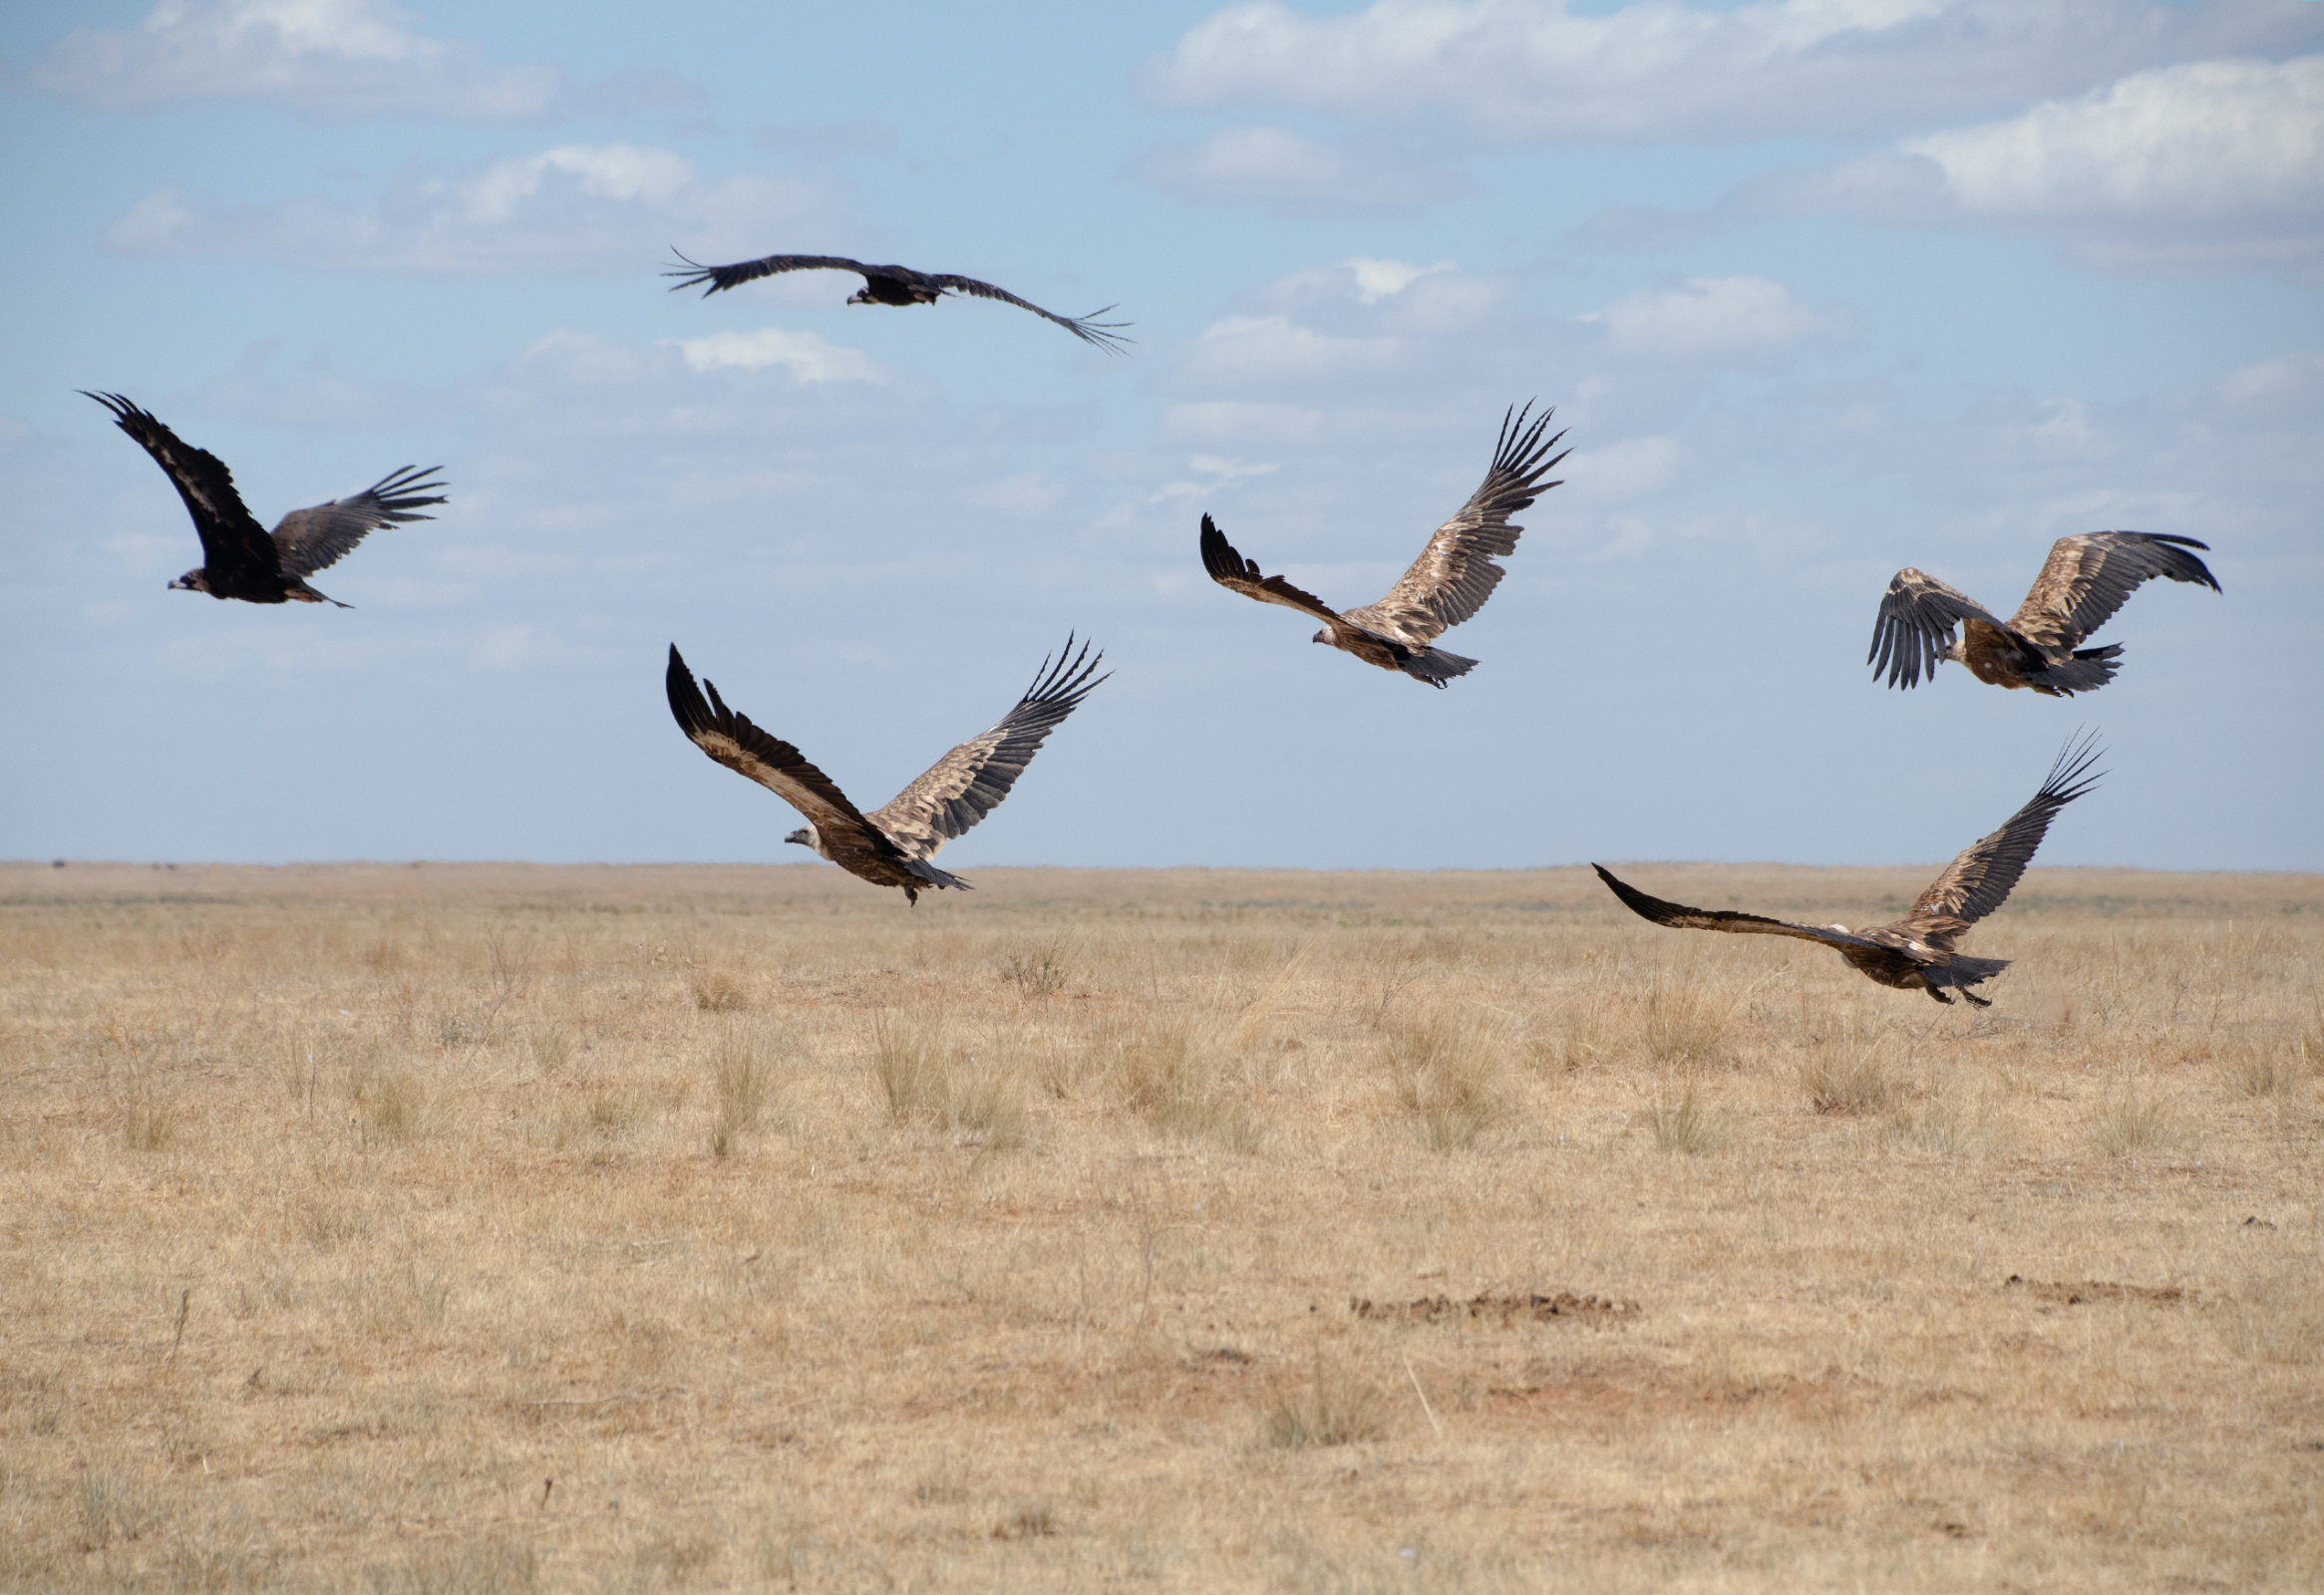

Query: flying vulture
[1198,404,1567,688]
[664,252,1130,353]
[1592,733,2103,1007]
[665,637,1108,905]
[1869,533,2219,696]
[84,391,445,608]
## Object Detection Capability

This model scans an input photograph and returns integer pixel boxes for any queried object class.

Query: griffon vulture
[1198,404,1567,688]
[1592,733,2103,1007]
[665,638,1108,904]
[1869,533,2218,696]
[664,252,1130,353]
[84,391,445,608]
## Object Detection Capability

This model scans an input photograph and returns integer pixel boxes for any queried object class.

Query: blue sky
[2,0,2318,871]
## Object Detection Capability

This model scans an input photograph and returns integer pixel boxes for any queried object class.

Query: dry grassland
[3,859,2321,1592]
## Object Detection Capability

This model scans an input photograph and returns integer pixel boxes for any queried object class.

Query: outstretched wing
[2009,532,2220,651]
[83,391,279,588]
[1868,567,2011,690]
[1341,404,1567,645]
[665,645,900,864]
[1200,513,1345,627]
[1900,731,2104,944]
[663,251,874,297]
[869,636,1110,861]
[271,466,447,578]
[1592,864,1882,951]
[923,273,1132,353]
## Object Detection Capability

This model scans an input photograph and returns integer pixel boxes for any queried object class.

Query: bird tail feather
[2033,646,2121,696]
[1400,647,1479,689]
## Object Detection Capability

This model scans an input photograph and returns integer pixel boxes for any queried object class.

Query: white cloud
[103,145,848,278]
[24,0,689,122]
[1176,314,1407,386]
[1586,276,1848,364]
[1750,54,2324,273]
[673,328,888,385]
[1343,257,1456,303]
[1135,125,1464,215]
[1142,0,2324,145]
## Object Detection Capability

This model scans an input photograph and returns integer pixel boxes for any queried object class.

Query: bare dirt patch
[1352,1290,1640,1325]
[2003,1275,2190,1308]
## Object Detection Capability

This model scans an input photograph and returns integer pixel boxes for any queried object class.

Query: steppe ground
[2,859,2319,1593]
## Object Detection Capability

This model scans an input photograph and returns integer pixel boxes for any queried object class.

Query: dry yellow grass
[2,858,2320,1591]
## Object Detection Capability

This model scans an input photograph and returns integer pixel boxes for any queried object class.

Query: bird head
[1311,629,1329,646]
[845,287,873,307]
[784,825,816,849]
[169,569,209,594]
[1941,638,1968,665]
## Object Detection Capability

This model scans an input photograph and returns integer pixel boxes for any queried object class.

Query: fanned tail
[1399,647,1479,689]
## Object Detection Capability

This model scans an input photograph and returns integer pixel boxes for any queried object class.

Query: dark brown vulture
[665,638,1108,905]
[84,391,445,608]
[1869,533,2218,696]
[1199,404,1567,688]
[1593,733,2102,1007]
[664,252,1130,353]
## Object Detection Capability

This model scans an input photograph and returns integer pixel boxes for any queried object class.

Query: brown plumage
[1593,733,2103,1007]
[665,638,1107,905]
[84,392,444,608]
[664,252,1130,353]
[1199,403,1567,688]
[1870,533,2218,696]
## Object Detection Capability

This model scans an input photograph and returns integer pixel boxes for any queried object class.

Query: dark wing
[665,645,907,868]
[83,391,279,587]
[1868,567,2010,690]
[271,466,447,579]
[1200,513,1346,627]
[1592,865,1883,951]
[1341,404,1567,645]
[868,636,1109,861]
[922,273,1132,354]
[2008,532,2220,651]
[1899,731,2104,944]
[664,251,875,297]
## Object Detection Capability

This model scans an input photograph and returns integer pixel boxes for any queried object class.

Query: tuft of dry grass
[1643,1090,1724,1155]
[872,1014,1026,1148]
[1379,1013,1505,1151]
[1260,1353,1388,1449]
[998,943,1071,998]
[709,1029,774,1157]
[1800,1044,1897,1116]
[693,968,750,1013]
[2091,1090,2179,1157]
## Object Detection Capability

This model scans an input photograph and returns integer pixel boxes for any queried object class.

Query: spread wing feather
[1342,404,1567,643]
[870,636,1109,861]
[272,466,447,578]
[1902,732,2103,943]
[1200,513,1346,626]
[1868,567,2010,690]
[82,391,279,590]
[664,252,879,296]
[2009,532,2220,651]
[1592,865,1883,951]
[664,646,905,875]
[920,272,1131,353]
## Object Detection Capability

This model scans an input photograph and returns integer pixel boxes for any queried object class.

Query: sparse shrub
[1090,1014,1264,1152]
[367,1072,429,1144]
[1261,1353,1387,1448]
[999,944,1070,998]
[2092,1093,2177,1157]
[694,969,750,1013]
[1888,1101,2006,1156]
[121,1101,176,1152]
[1644,1091,1724,1155]
[994,1501,1059,1539]
[1800,1046,1896,1116]
[1379,1015,1504,1151]
[2231,1044,2295,1098]
[76,1468,153,1548]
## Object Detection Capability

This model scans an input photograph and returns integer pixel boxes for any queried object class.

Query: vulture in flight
[1199,403,1567,688]
[664,252,1130,353]
[665,638,1108,905]
[1869,533,2219,696]
[84,391,445,608]
[1592,733,2103,1007]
